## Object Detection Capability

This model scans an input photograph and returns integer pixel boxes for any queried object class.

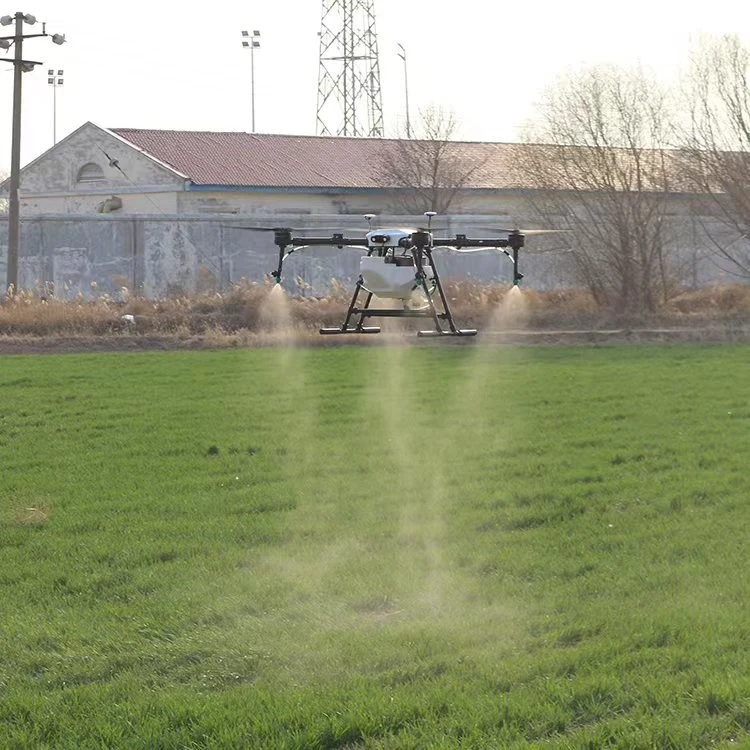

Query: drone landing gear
[417,328,478,337]
[320,326,381,335]
[319,256,476,337]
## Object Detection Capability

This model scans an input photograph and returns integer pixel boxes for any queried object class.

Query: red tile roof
[110,128,696,194]
[111,129,530,190]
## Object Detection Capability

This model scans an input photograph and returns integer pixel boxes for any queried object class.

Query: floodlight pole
[241,30,261,132]
[397,43,411,138]
[1,11,66,294]
[251,39,256,132]
[47,68,63,145]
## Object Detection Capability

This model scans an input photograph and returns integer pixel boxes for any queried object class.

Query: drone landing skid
[320,326,381,335]
[417,329,478,337]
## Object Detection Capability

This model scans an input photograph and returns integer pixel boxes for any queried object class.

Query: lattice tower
[316,0,384,137]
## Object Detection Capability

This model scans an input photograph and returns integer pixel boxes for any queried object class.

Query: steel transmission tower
[316,0,384,137]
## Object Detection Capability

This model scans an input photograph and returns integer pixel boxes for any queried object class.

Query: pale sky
[2,0,750,175]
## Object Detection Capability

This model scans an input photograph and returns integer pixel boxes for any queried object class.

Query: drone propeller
[475,227,572,236]
[296,227,370,235]
[225,225,370,234]
[224,225,288,232]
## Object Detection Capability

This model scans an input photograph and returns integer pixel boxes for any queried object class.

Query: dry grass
[666,284,750,314]
[11,507,49,526]
[3,498,51,527]
[1,281,749,342]
[447,282,599,327]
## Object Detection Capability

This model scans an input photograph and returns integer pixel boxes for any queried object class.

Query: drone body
[359,228,433,300]
[229,213,564,337]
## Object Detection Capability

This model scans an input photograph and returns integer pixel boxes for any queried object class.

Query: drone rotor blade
[223,225,290,232]
[292,227,370,234]
[223,225,370,234]
[475,227,572,235]
[516,229,571,236]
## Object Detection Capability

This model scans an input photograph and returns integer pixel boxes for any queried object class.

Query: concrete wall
[19,190,180,217]
[0,213,598,298]
[175,189,391,216]
[15,179,522,220]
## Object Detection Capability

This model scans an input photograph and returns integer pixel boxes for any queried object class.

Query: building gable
[17,122,187,196]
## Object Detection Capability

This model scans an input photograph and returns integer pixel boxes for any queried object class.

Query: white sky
[2,0,750,174]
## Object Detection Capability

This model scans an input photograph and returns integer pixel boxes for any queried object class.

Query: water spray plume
[259,284,298,346]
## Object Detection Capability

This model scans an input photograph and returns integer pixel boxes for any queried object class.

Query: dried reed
[1,281,749,340]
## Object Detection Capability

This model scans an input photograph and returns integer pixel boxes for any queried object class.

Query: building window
[77,162,105,183]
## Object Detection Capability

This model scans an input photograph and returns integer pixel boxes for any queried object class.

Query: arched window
[76,162,105,183]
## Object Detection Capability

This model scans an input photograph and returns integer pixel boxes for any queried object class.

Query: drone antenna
[424,211,437,231]
[364,213,375,229]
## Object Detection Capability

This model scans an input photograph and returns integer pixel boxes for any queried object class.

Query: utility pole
[0,12,66,294]
[6,12,25,295]
[397,43,411,138]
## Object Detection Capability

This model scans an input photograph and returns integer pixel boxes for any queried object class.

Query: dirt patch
[2,323,750,356]
[8,505,50,526]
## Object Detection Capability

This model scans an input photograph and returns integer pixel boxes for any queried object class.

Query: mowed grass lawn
[1,343,750,748]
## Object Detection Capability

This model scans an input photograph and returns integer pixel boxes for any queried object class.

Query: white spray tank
[359,229,432,300]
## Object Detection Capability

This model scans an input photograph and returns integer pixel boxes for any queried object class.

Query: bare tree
[379,106,486,214]
[679,34,750,277]
[519,66,686,312]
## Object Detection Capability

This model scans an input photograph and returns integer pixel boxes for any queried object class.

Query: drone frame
[268,215,526,338]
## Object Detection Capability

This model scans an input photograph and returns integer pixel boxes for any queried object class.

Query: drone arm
[432,236,510,249]
[270,235,369,284]
[289,235,369,248]
[433,234,525,285]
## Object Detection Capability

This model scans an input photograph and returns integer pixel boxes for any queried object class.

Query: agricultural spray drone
[235,213,563,337]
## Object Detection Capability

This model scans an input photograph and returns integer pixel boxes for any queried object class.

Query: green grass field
[1,343,750,748]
